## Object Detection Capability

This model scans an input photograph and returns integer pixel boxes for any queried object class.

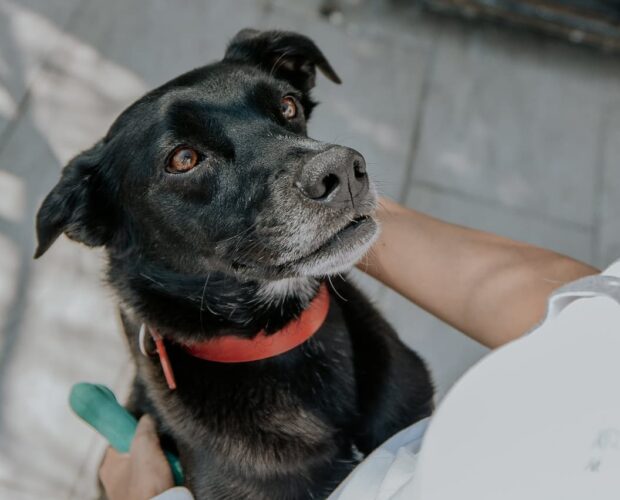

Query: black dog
[35,29,433,500]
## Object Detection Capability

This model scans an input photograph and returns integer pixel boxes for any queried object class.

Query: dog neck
[108,256,322,342]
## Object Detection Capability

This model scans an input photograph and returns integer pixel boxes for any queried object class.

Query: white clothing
[330,259,620,499]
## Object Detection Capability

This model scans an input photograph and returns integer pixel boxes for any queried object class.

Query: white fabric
[330,259,620,500]
[329,418,430,500]
[603,259,620,278]
[152,486,194,500]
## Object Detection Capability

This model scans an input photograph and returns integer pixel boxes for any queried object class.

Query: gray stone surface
[63,0,268,88]
[411,21,620,229]
[0,0,618,497]
[598,106,620,267]
[0,0,83,137]
[406,183,593,263]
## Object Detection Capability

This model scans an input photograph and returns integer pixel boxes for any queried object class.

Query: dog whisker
[327,274,347,302]
[269,49,295,78]
[139,272,165,287]
[199,273,211,334]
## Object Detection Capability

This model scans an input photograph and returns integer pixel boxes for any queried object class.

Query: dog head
[35,29,378,283]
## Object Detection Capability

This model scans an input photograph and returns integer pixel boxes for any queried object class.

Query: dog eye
[167,147,199,173]
[280,96,298,120]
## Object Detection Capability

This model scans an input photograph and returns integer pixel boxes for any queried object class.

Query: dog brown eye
[168,147,199,173]
[280,96,297,120]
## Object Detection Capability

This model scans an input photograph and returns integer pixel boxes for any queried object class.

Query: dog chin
[254,223,379,304]
[290,219,380,278]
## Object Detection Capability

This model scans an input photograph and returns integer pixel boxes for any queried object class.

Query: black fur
[35,29,433,499]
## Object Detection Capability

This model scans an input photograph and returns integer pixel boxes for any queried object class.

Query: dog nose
[296,147,369,208]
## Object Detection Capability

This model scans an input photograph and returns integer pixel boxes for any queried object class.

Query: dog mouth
[278,214,378,275]
[230,213,378,278]
[304,215,372,258]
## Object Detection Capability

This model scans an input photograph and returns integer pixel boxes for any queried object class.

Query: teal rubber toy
[69,382,184,485]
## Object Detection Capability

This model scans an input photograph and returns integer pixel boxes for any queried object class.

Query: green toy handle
[69,382,184,485]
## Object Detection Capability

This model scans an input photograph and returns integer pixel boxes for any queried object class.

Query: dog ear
[34,141,116,258]
[224,29,341,92]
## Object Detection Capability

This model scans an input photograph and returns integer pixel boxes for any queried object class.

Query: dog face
[35,30,378,281]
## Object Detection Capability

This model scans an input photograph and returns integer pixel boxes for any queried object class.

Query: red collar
[144,283,330,390]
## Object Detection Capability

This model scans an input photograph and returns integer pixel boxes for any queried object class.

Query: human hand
[99,414,174,500]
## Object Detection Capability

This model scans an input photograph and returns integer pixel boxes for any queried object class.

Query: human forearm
[359,198,599,348]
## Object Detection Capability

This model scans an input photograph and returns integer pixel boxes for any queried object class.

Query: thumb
[129,415,175,495]
[131,414,163,455]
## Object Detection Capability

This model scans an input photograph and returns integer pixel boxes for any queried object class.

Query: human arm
[358,198,599,348]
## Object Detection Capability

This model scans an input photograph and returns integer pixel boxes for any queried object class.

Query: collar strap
[185,283,330,362]
[143,283,330,390]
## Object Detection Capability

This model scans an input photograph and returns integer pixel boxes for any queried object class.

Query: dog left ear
[34,141,116,258]
[224,29,341,92]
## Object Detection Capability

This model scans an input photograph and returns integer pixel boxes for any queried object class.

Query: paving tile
[597,106,620,268]
[62,0,268,89]
[0,485,44,500]
[262,6,433,201]
[269,0,439,51]
[0,238,132,499]
[0,110,133,497]
[406,183,594,263]
[411,21,620,228]
[0,4,151,495]
[0,0,83,138]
